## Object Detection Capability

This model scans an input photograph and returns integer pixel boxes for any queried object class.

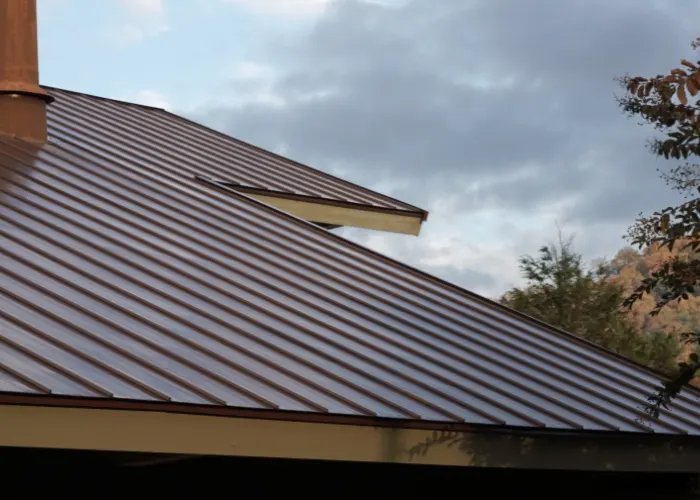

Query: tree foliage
[617,38,700,416]
[610,244,700,339]
[501,238,680,374]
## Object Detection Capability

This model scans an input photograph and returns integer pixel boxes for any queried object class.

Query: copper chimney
[0,0,53,143]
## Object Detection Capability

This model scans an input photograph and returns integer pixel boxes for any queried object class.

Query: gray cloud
[193,0,700,292]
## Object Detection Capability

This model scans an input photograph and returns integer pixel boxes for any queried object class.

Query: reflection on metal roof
[0,89,699,436]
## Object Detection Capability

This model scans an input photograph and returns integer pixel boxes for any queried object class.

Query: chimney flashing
[0,86,54,103]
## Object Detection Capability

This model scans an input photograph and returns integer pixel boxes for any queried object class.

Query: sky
[37,0,700,298]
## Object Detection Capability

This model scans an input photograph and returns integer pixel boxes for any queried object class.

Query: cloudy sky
[37,0,700,297]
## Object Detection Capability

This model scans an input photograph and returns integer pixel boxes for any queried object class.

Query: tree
[618,38,700,416]
[501,237,679,374]
[609,245,700,341]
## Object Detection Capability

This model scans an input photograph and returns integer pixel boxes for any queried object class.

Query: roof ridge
[44,86,166,112]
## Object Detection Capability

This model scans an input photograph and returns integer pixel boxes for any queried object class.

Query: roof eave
[2,396,700,472]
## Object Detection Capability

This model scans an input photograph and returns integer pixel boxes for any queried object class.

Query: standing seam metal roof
[44,87,426,216]
[0,88,698,435]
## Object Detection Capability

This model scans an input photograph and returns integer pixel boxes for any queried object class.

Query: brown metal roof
[0,88,699,436]
[44,87,427,218]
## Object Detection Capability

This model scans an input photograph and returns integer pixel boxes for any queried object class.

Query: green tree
[618,38,700,415]
[501,237,679,374]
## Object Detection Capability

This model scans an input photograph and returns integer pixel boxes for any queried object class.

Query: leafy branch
[618,37,700,414]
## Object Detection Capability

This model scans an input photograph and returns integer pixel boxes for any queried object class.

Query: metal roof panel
[0,89,698,435]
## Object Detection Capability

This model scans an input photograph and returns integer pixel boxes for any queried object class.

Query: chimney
[0,0,53,143]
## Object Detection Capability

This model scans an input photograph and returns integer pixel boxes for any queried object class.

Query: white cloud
[205,61,286,109]
[124,90,172,110]
[120,0,165,16]
[110,0,170,45]
[111,23,170,44]
[211,60,340,110]
[231,61,277,81]
[341,196,592,298]
[222,0,331,15]
[221,0,406,15]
